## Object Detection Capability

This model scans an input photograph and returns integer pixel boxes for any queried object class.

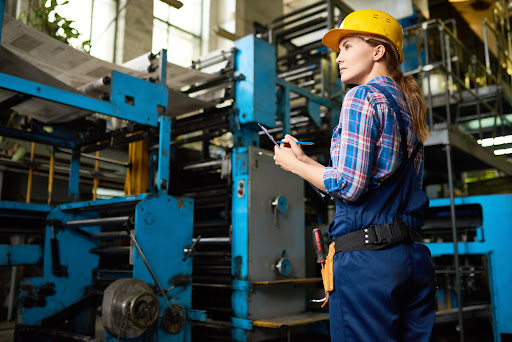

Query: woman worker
[273,9,436,342]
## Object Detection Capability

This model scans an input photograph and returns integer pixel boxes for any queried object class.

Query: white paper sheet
[0,14,218,122]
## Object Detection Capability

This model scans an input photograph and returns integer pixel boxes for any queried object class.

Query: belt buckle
[374,224,392,244]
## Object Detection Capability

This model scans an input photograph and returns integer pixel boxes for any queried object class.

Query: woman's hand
[273,135,327,193]
[273,143,301,173]
[280,134,307,161]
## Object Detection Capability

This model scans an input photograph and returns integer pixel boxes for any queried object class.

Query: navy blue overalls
[327,83,437,341]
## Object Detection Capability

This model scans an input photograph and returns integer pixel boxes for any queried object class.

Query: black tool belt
[333,217,422,253]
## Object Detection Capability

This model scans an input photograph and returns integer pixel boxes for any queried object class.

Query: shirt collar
[368,75,395,85]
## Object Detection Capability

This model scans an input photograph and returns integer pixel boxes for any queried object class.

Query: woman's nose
[335,51,343,64]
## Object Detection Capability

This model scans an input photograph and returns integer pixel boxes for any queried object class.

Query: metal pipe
[182,160,223,171]
[508,30,512,87]
[64,216,130,227]
[191,49,235,71]
[493,10,503,86]
[264,1,325,26]
[92,149,100,200]
[270,8,327,31]
[276,41,325,62]
[327,0,334,30]
[58,148,129,167]
[423,23,434,132]
[25,142,36,203]
[7,264,18,321]
[436,19,497,84]
[471,56,483,141]
[171,131,229,147]
[483,19,493,76]
[276,18,327,43]
[92,231,128,239]
[0,162,124,190]
[192,283,231,288]
[193,237,230,244]
[445,144,465,342]
[278,65,316,78]
[0,0,5,41]
[0,127,75,149]
[7,236,21,321]
[94,269,133,280]
[452,22,463,126]
[404,18,443,32]
[47,149,55,205]
[283,70,315,83]
[192,48,235,67]
[445,29,454,97]
[124,227,175,314]
[89,246,130,254]
[439,26,451,125]
[442,68,512,127]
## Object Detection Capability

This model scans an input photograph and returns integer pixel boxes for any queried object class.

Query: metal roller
[64,216,130,227]
[78,76,111,99]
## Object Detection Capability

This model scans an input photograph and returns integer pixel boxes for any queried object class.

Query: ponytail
[364,38,430,142]
[390,69,429,142]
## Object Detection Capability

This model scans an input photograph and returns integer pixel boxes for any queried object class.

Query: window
[152,0,203,67]
[52,0,117,62]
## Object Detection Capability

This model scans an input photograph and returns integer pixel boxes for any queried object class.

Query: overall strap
[369,83,409,158]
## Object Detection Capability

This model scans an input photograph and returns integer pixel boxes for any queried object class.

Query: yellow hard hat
[322,9,404,65]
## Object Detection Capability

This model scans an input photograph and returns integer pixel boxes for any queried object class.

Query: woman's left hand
[273,144,301,173]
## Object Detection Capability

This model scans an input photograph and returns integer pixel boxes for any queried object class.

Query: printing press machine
[2,0,512,341]
[0,6,200,339]
[0,1,340,341]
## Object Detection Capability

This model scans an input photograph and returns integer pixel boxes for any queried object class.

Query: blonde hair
[367,39,430,142]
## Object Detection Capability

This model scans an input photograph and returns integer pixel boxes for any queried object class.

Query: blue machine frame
[426,194,512,342]
[230,36,340,342]
[0,4,197,340]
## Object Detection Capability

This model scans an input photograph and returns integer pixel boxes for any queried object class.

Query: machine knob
[102,278,160,339]
[162,304,186,334]
[275,257,292,276]
[128,292,159,328]
[272,196,288,225]
[272,196,288,213]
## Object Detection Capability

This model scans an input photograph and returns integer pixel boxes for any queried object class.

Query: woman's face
[336,36,378,85]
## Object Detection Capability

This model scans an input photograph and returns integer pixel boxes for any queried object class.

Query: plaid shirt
[322,76,424,201]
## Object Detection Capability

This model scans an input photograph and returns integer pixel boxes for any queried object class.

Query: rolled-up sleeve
[322,86,379,201]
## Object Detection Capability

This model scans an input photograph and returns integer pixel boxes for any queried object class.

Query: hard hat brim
[322,28,361,53]
[322,28,404,65]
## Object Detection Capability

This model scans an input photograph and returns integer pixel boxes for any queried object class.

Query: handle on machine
[312,228,326,264]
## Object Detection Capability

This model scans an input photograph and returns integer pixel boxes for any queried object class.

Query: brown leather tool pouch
[320,242,335,308]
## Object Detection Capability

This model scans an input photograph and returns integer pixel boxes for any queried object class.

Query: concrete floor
[0,321,14,342]
[0,318,105,342]
[0,318,499,342]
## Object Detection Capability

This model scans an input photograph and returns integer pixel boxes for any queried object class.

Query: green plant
[18,0,85,48]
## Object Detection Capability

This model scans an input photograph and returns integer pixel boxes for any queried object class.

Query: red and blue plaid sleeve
[322,86,380,201]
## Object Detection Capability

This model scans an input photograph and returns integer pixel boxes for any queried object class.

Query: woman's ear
[373,45,386,61]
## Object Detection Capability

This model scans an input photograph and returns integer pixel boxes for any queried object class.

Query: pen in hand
[258,123,314,146]
[278,141,314,145]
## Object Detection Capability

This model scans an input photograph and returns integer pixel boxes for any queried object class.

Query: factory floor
[0,318,498,341]
[0,321,14,342]
[0,318,105,342]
